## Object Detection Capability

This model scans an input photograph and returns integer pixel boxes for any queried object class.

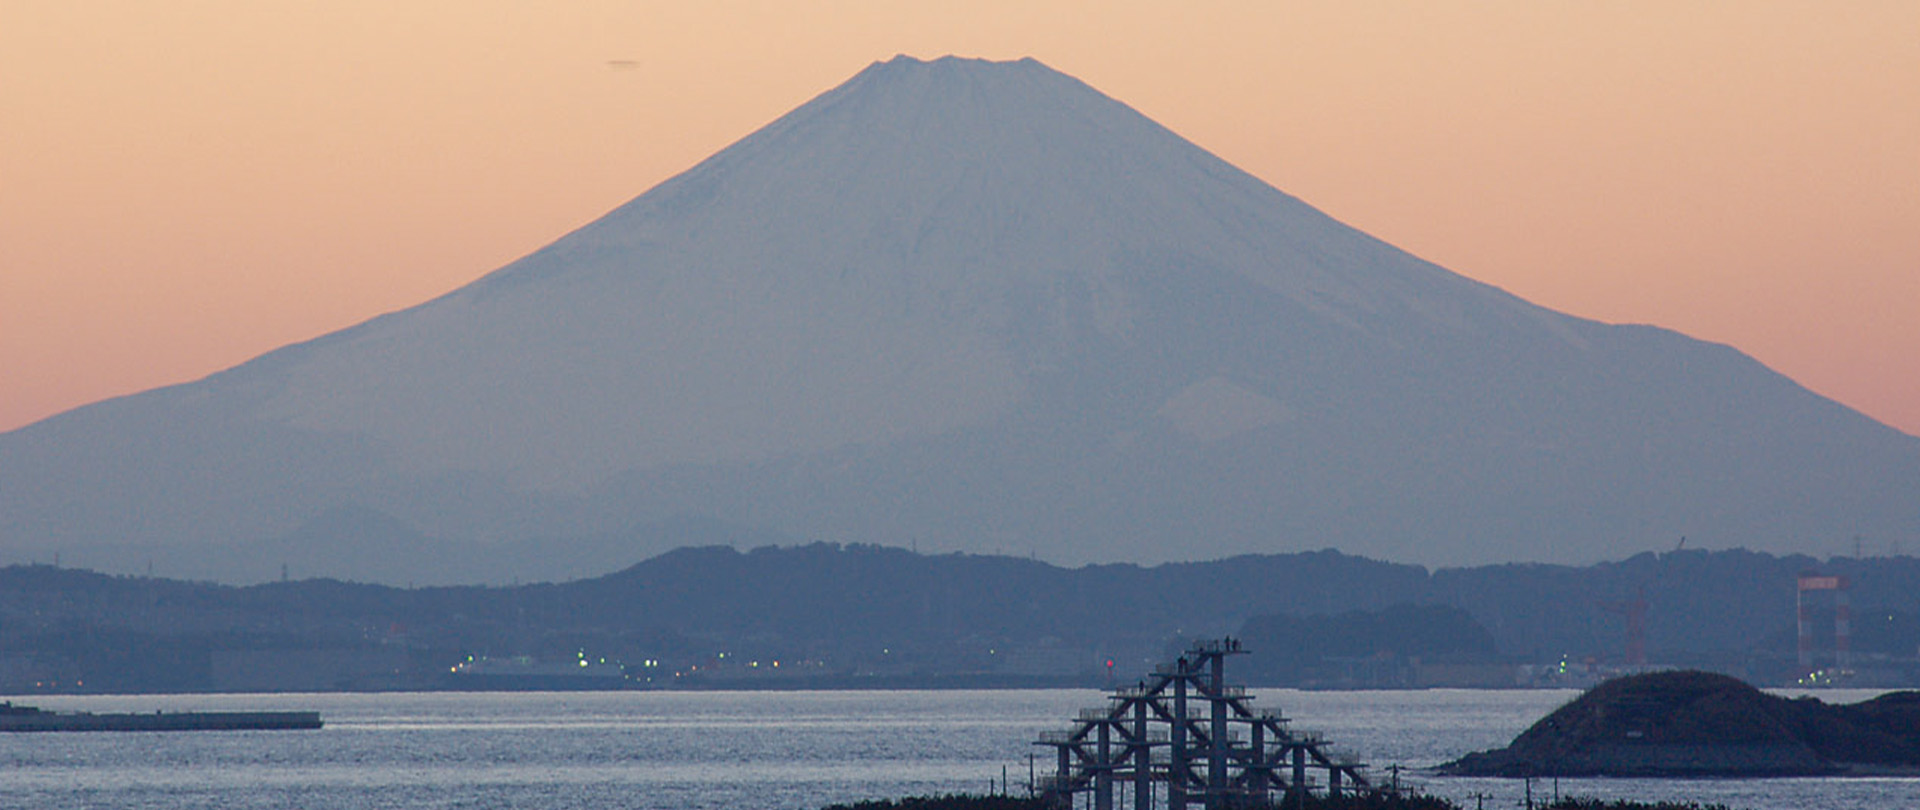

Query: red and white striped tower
[1835,577,1852,671]
[1796,573,1850,672]
[1796,573,1818,669]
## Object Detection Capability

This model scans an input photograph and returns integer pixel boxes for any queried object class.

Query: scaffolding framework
[1036,639,1371,810]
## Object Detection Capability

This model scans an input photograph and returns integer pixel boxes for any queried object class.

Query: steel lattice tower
[1036,639,1372,810]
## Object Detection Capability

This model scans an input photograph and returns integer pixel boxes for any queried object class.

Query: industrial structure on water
[1036,639,1373,809]
[0,701,321,732]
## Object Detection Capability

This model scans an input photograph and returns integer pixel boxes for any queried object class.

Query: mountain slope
[4,55,1916,584]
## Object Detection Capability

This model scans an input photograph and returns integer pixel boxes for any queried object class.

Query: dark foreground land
[1444,670,1920,777]
[821,795,1731,810]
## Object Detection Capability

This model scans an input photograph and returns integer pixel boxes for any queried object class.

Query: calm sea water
[0,688,1909,809]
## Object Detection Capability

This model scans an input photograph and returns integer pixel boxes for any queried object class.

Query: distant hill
[3,56,1916,584]
[1,545,1916,692]
[1237,604,1499,687]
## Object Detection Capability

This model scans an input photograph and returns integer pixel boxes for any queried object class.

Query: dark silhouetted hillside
[1,546,1917,692]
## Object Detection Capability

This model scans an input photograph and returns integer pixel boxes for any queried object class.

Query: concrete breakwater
[0,701,321,732]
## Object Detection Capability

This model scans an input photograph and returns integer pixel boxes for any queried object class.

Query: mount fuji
[5,56,1916,584]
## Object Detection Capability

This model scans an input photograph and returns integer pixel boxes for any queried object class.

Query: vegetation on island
[1445,670,1920,777]
[820,795,1733,810]
[821,796,1046,810]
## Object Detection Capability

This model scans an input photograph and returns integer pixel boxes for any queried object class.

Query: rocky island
[1443,671,1920,777]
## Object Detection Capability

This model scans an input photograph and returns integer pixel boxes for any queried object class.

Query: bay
[0,689,1910,809]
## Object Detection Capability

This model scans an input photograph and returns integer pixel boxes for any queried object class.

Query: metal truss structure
[1037,639,1371,809]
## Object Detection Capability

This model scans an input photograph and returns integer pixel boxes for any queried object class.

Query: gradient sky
[4,2,1916,437]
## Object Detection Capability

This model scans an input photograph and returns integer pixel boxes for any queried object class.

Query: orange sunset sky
[4,2,1917,437]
